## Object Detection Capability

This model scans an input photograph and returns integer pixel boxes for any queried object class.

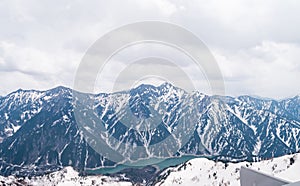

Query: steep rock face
[0,87,113,176]
[0,84,299,176]
[191,95,300,161]
[0,89,44,141]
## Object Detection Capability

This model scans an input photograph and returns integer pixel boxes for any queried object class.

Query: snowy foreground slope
[0,166,132,186]
[0,153,299,186]
[155,153,300,186]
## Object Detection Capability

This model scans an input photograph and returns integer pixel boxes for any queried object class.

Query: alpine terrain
[0,83,299,184]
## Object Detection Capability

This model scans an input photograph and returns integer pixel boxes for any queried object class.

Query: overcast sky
[0,0,299,99]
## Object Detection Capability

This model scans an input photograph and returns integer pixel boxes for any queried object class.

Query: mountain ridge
[0,83,299,177]
[3,83,299,101]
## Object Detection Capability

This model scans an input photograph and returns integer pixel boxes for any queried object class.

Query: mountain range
[0,83,299,177]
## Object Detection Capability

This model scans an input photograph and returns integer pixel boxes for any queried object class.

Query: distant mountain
[0,87,114,176]
[0,83,299,176]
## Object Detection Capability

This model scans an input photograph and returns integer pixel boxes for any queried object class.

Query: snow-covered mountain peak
[0,84,299,182]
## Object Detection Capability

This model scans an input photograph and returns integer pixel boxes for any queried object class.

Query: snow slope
[0,167,132,186]
[155,153,300,186]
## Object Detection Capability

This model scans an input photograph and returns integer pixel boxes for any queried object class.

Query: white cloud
[215,41,300,98]
[0,41,80,95]
[0,0,299,98]
[152,0,178,16]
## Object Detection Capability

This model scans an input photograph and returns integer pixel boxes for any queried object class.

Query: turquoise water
[86,155,206,175]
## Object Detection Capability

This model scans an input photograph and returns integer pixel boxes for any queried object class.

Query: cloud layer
[0,0,299,98]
